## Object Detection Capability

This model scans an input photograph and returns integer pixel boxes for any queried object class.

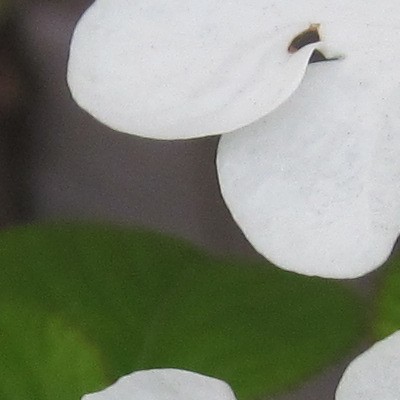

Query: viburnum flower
[67,0,400,279]
[82,333,400,400]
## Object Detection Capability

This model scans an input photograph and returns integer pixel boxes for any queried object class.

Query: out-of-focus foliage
[0,224,364,399]
[374,259,400,338]
[0,302,106,399]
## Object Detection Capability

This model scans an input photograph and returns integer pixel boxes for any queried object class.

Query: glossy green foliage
[0,224,364,399]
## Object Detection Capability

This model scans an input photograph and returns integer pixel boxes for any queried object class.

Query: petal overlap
[68,0,400,278]
[217,49,400,278]
[68,1,327,139]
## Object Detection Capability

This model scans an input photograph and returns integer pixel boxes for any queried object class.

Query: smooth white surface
[67,0,400,140]
[336,331,400,400]
[68,0,325,139]
[217,44,400,278]
[82,369,237,400]
[68,1,400,278]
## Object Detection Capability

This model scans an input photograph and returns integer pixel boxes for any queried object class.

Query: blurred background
[0,1,376,399]
[1,0,257,256]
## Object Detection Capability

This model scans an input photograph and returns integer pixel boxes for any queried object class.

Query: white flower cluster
[68,2,400,399]
[67,0,400,279]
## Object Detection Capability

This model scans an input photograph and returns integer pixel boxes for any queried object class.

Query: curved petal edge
[336,331,400,400]
[82,369,237,400]
[67,1,319,139]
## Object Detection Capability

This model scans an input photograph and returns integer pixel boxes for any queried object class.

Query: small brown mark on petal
[288,24,340,64]
[288,23,321,53]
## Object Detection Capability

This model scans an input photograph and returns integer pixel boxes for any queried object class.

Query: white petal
[67,0,323,139]
[335,331,400,400]
[67,0,400,140]
[217,38,400,279]
[82,369,237,400]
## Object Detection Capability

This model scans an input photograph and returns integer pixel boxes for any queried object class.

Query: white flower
[336,331,400,400]
[81,369,237,400]
[67,0,400,279]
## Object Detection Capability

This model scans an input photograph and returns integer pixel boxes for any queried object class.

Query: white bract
[68,0,400,278]
[336,331,400,400]
[81,369,237,400]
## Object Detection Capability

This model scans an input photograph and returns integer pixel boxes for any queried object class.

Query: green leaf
[373,258,400,339]
[0,302,106,399]
[0,224,364,399]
